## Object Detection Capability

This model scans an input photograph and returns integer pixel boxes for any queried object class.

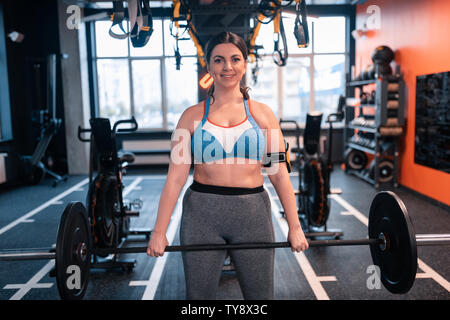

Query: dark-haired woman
[147,32,308,300]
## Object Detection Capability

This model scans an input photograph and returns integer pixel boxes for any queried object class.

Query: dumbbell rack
[344,74,405,188]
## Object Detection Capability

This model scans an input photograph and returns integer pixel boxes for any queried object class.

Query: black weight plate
[369,160,394,183]
[368,191,417,294]
[56,202,91,300]
[345,148,368,171]
[378,160,394,183]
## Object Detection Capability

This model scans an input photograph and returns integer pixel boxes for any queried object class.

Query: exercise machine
[280,96,345,238]
[77,117,151,272]
[19,54,67,187]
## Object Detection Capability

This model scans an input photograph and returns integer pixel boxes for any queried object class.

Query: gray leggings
[180,180,275,300]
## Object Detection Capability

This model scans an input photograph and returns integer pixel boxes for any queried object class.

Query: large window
[94,18,198,130]
[247,15,347,124]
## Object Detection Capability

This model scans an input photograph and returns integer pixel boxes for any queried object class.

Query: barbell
[0,191,449,300]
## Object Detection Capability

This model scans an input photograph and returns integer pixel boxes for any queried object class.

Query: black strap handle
[294,0,309,48]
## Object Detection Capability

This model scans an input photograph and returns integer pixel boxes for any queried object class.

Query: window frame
[90,17,198,131]
[248,14,351,125]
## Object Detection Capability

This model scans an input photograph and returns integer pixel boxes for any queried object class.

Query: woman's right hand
[147,231,169,257]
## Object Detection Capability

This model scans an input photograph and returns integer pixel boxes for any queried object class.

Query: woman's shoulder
[248,99,272,113]
[184,101,207,122]
[176,101,206,131]
[248,99,277,128]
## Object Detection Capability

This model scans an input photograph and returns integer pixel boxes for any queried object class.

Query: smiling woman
[146,31,309,300]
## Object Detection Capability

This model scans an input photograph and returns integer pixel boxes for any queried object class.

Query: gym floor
[0,167,448,300]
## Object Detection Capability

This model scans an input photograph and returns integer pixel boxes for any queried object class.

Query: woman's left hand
[288,225,309,252]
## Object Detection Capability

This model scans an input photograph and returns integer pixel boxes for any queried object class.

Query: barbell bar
[94,234,450,256]
[0,191,449,299]
[2,234,449,261]
[0,247,55,261]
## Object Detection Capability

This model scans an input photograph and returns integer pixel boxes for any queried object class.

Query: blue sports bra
[191,97,265,163]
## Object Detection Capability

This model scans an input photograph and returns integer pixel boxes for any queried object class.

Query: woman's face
[207,43,248,89]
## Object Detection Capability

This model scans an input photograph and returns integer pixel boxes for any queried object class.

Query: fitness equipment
[170,0,309,76]
[362,64,375,80]
[371,45,394,78]
[19,119,64,186]
[368,158,394,183]
[279,115,330,230]
[108,1,128,39]
[293,0,309,48]
[280,96,344,229]
[350,117,376,128]
[371,45,394,64]
[19,54,67,187]
[306,96,345,227]
[108,0,154,48]
[344,148,368,171]
[1,191,449,299]
[77,117,150,271]
[129,0,153,48]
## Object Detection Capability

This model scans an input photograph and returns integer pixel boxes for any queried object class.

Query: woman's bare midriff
[193,162,265,188]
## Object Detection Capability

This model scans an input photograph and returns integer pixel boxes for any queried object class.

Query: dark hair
[204,32,250,103]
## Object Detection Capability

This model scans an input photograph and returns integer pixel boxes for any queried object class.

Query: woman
[147,31,308,300]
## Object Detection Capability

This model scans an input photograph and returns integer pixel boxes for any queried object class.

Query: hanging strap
[294,0,310,48]
[272,1,288,66]
[109,1,129,40]
[130,0,154,48]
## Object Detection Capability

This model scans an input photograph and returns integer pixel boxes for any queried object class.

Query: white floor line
[265,185,333,300]
[317,276,337,282]
[130,177,193,300]
[3,260,55,300]
[0,178,89,236]
[0,176,142,237]
[417,260,450,291]
[123,176,144,197]
[330,194,450,293]
[330,194,369,226]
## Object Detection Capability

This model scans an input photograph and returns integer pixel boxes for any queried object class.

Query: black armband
[262,141,292,173]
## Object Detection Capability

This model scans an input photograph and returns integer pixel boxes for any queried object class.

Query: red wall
[355,0,450,205]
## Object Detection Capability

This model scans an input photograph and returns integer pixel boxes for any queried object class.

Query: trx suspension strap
[293,0,309,48]
[248,13,265,64]
[109,1,128,40]
[186,14,206,67]
[130,0,153,48]
[172,0,206,68]
[247,13,265,84]
[272,1,288,66]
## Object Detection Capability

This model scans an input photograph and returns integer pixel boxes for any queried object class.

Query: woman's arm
[147,108,193,256]
[260,104,309,252]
